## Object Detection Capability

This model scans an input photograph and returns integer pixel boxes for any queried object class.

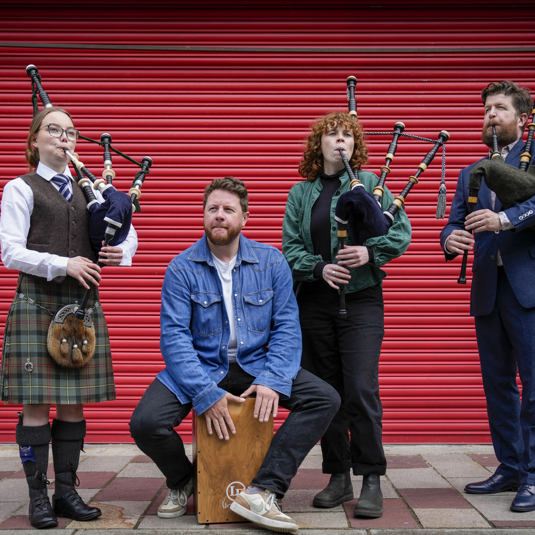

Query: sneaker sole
[230,501,298,533]
[157,508,187,519]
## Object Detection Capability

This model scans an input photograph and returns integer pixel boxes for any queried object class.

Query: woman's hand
[98,244,124,266]
[322,263,351,290]
[66,256,101,289]
[336,244,369,268]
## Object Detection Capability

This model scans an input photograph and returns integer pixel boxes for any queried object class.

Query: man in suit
[441,80,535,512]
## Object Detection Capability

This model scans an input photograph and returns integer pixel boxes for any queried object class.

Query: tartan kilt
[0,273,116,405]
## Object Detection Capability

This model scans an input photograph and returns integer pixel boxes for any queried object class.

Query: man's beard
[482,122,519,149]
[205,225,241,246]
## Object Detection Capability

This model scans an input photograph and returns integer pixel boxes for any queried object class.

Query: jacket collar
[187,234,259,266]
[312,169,351,190]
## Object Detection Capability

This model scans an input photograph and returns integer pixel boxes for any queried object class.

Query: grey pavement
[1,443,535,534]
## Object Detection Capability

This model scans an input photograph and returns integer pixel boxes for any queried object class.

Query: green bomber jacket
[282,169,412,295]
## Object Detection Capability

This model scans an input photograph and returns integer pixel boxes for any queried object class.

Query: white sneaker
[157,478,194,518]
[230,489,298,533]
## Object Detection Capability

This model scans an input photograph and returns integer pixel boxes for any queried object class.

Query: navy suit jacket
[441,140,535,316]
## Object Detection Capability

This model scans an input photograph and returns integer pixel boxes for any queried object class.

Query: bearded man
[130,176,339,533]
[441,81,535,512]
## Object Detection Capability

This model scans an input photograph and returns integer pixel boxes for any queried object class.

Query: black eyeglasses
[41,123,79,142]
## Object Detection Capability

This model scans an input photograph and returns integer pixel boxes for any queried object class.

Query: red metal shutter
[0,4,534,442]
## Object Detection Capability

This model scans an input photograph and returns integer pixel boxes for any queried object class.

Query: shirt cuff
[499,211,513,231]
[313,261,327,279]
[444,234,455,254]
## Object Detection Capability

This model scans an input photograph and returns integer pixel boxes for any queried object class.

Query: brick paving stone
[292,510,350,529]
[95,476,163,501]
[387,467,451,489]
[386,455,428,469]
[287,468,330,490]
[493,519,535,527]
[282,488,342,512]
[398,487,472,508]
[346,498,419,529]
[63,471,115,489]
[414,507,490,528]
[470,453,500,468]
[131,455,152,463]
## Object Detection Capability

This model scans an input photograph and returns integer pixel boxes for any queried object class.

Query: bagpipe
[457,109,535,284]
[334,76,450,317]
[26,64,152,367]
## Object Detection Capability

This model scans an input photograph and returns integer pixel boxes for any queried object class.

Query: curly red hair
[298,112,368,181]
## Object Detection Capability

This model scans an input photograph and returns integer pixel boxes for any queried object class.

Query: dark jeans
[129,363,340,496]
[298,282,386,476]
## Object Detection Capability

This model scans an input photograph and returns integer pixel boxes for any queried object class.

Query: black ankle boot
[51,419,101,521]
[354,473,383,518]
[16,417,58,529]
[27,472,58,529]
[313,472,354,508]
[52,474,101,521]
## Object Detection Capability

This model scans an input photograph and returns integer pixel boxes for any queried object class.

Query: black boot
[313,472,354,508]
[16,416,58,529]
[51,419,101,521]
[354,473,383,518]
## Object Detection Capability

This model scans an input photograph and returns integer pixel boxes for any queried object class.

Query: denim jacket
[156,234,302,415]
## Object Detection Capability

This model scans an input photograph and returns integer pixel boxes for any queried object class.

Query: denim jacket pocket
[243,289,274,334]
[191,291,222,337]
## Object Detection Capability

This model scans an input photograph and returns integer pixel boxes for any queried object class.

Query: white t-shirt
[212,253,238,362]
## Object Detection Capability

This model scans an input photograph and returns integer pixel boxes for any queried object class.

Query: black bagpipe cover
[88,188,133,250]
[469,159,535,209]
[335,186,390,244]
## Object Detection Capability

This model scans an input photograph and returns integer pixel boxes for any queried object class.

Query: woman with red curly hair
[282,112,411,518]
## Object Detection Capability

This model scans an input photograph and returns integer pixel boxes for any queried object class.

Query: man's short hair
[481,81,533,118]
[203,176,248,213]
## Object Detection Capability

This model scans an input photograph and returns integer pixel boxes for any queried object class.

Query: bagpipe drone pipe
[334,76,450,317]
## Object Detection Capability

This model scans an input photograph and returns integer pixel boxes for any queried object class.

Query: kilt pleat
[0,273,115,405]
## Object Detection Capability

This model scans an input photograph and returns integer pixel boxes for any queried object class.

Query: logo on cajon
[222,481,246,509]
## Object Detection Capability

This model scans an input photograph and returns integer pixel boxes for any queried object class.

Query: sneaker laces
[264,491,282,513]
[167,487,188,507]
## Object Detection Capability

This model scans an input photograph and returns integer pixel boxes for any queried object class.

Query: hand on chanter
[66,256,101,289]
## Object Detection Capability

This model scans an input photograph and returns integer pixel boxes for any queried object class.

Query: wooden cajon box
[193,398,273,524]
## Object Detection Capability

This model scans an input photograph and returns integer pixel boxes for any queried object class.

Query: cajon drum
[193,398,273,524]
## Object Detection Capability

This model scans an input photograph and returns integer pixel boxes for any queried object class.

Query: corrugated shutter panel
[1,3,534,442]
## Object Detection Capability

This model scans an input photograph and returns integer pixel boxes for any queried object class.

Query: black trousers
[298,282,386,476]
[129,363,340,497]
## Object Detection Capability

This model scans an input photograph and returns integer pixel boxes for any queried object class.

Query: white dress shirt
[0,162,138,281]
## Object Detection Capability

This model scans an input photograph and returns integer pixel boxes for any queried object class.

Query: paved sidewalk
[1,443,534,534]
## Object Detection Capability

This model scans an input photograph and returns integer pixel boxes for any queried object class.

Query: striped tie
[51,174,73,202]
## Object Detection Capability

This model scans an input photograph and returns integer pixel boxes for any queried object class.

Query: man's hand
[241,384,279,423]
[465,209,501,233]
[203,393,244,440]
[445,229,474,254]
